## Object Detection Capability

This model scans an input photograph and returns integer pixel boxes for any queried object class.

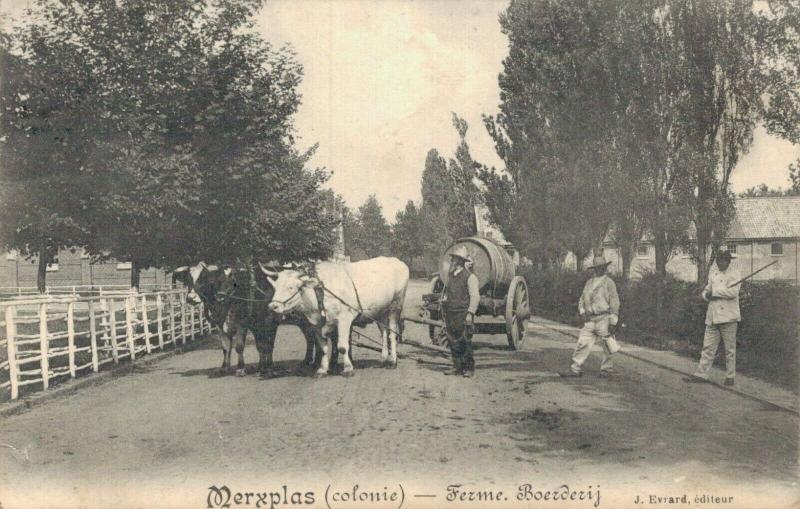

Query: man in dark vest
[441,246,481,377]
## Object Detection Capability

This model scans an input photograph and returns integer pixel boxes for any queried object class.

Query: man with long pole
[686,248,741,386]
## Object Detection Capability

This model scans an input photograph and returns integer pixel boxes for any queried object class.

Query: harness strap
[343,265,365,315]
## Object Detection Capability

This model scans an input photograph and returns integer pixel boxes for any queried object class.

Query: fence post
[189,303,196,342]
[125,296,136,360]
[39,303,50,390]
[6,306,19,400]
[142,295,152,354]
[198,304,205,334]
[156,294,165,350]
[99,298,111,351]
[180,293,187,346]
[88,300,99,372]
[108,298,120,364]
[67,301,76,378]
[168,293,176,346]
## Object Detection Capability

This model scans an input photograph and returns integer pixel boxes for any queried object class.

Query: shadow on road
[168,357,389,380]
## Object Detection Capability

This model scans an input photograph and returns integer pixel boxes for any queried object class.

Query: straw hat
[586,254,612,270]
[449,245,473,264]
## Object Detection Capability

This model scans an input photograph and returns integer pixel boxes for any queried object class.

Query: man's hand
[465,312,475,335]
[701,289,711,302]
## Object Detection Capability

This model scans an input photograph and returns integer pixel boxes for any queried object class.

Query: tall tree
[669,0,763,282]
[1,0,337,289]
[391,200,424,269]
[445,114,480,239]
[0,32,94,291]
[420,148,453,267]
[482,0,625,269]
[789,158,800,195]
[419,115,481,271]
[350,195,391,259]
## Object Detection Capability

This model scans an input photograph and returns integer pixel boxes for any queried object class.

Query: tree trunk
[696,231,711,285]
[620,241,634,286]
[36,240,52,294]
[37,253,48,294]
[130,260,141,292]
[653,233,669,325]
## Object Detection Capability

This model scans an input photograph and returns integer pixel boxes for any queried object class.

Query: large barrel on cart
[418,236,530,350]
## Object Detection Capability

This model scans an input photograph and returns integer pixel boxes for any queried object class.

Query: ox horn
[173,266,189,273]
[258,262,279,278]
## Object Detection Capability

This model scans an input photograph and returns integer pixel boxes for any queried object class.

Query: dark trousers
[444,307,474,372]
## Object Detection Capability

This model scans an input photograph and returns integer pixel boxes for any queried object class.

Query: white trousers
[570,316,614,374]
[694,322,737,379]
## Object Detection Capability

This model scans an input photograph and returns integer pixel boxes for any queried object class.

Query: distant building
[0,249,170,291]
[594,196,799,283]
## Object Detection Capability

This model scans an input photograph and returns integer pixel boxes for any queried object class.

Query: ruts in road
[0,280,797,509]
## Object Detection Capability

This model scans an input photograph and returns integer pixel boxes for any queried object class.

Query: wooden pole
[156,293,165,350]
[727,260,779,288]
[180,293,187,346]
[5,306,19,400]
[99,298,111,351]
[189,303,195,342]
[125,296,136,360]
[142,295,152,354]
[39,303,50,390]
[88,300,99,372]
[108,298,119,364]
[402,314,445,328]
[67,301,76,378]
[168,293,176,346]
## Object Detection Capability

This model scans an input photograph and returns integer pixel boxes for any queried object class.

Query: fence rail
[0,290,210,401]
[0,284,175,299]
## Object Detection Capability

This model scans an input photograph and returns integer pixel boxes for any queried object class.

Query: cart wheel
[505,276,529,350]
[428,275,444,343]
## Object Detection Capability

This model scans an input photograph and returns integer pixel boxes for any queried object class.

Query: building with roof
[0,249,170,294]
[597,196,800,283]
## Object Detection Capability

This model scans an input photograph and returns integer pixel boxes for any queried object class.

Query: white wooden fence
[0,284,175,299]
[0,290,211,401]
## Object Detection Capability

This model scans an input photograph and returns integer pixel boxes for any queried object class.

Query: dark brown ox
[173,262,325,376]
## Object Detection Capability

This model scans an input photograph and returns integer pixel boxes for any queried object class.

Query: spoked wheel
[505,276,529,350]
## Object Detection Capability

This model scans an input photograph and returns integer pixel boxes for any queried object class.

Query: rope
[320,285,405,340]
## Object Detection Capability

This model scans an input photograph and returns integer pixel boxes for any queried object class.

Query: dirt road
[0,281,797,509]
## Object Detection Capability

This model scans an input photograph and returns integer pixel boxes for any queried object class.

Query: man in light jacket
[687,249,741,386]
[561,254,620,378]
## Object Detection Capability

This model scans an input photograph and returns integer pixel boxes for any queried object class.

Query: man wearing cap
[441,246,481,377]
[686,248,741,386]
[561,254,620,378]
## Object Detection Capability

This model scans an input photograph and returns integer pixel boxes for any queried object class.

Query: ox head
[263,263,316,315]
[172,262,221,305]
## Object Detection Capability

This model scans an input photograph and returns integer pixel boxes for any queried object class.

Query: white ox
[266,257,409,377]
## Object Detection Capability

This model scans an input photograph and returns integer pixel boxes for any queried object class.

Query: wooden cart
[406,236,530,350]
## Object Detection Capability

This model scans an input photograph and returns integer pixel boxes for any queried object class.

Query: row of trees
[339,195,425,271]
[339,113,484,272]
[0,0,338,291]
[474,0,799,284]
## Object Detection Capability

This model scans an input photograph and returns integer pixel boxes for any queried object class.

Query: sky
[2,0,798,217]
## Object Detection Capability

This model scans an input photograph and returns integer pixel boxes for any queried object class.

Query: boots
[444,356,462,376]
